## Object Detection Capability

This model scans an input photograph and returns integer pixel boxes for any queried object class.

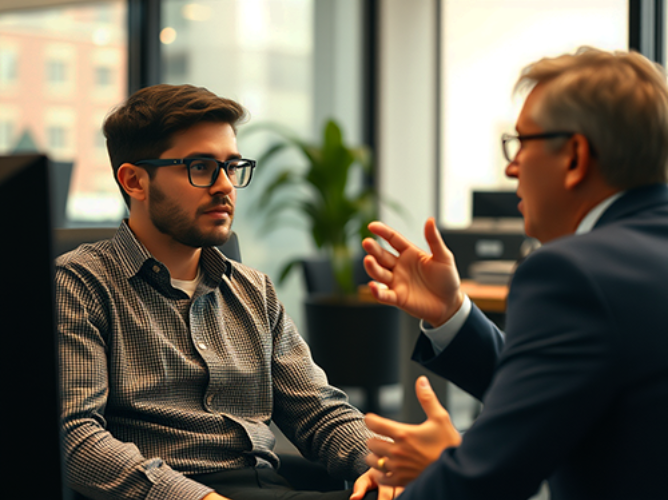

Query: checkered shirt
[56,222,373,500]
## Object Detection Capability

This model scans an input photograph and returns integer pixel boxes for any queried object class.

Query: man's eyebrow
[185,153,243,160]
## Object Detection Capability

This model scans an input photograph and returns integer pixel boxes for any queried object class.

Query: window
[438,0,628,227]
[46,59,68,83]
[0,48,17,84]
[94,65,112,86]
[47,125,67,149]
[0,120,13,150]
[0,1,128,225]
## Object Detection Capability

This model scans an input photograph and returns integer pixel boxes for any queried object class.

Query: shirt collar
[575,191,625,235]
[111,220,233,284]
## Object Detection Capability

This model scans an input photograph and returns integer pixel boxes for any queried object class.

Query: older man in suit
[360,47,668,499]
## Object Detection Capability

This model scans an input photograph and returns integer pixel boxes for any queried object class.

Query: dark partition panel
[0,155,66,499]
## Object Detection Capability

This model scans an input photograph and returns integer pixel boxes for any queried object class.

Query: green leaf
[277,258,304,285]
[255,170,299,212]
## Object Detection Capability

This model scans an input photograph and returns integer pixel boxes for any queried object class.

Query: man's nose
[505,159,519,179]
[209,166,235,195]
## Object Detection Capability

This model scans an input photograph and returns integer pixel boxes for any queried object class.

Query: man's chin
[210,223,234,247]
[176,225,232,249]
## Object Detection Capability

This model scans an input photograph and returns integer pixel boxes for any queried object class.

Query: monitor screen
[0,154,66,499]
[472,190,522,218]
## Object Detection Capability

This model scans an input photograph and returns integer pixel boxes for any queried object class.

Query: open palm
[361,218,464,327]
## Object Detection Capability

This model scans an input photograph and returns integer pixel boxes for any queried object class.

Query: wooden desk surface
[460,280,509,313]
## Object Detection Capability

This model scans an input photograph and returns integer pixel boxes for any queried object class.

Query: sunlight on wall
[440,0,628,227]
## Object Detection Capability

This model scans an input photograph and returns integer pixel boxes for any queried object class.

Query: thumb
[415,376,447,420]
[424,218,451,263]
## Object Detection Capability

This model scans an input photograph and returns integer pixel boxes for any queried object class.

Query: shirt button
[152,265,160,273]
[198,342,208,350]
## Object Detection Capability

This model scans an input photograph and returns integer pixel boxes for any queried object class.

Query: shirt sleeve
[57,265,214,500]
[262,276,374,481]
[421,294,472,355]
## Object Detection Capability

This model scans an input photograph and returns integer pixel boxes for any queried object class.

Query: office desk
[460,279,508,313]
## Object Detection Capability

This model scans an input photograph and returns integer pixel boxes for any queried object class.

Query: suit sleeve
[402,248,620,500]
[413,304,505,400]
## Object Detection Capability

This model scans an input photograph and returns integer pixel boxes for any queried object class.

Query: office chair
[53,227,344,498]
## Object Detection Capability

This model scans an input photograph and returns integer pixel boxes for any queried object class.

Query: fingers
[364,455,401,488]
[349,476,368,500]
[368,281,398,306]
[365,413,405,441]
[369,467,398,487]
[367,221,412,253]
[363,254,394,284]
[365,451,382,471]
[367,438,395,460]
[377,484,399,500]
[349,470,374,500]
[414,376,448,420]
[362,237,398,271]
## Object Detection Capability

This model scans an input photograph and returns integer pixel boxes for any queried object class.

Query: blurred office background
[0,0,662,435]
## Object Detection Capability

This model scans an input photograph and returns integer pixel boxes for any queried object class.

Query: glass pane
[439,0,628,227]
[161,0,314,132]
[0,1,128,226]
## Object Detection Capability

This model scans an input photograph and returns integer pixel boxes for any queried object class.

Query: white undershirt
[171,267,202,298]
[422,191,624,354]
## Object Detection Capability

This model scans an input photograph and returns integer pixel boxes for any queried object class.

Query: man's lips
[202,204,234,218]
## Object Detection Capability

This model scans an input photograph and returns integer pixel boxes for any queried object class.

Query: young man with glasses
[360,47,668,499]
[56,84,391,500]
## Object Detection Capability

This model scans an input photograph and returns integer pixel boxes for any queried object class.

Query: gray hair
[516,46,668,188]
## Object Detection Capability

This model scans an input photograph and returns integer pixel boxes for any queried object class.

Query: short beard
[149,184,233,248]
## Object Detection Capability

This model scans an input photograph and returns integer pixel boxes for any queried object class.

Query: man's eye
[190,161,208,172]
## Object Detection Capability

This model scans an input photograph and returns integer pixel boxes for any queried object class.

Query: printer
[440,191,539,284]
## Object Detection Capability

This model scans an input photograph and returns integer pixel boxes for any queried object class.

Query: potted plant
[248,119,377,297]
[245,119,402,413]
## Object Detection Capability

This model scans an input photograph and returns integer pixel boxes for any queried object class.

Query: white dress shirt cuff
[420,294,472,356]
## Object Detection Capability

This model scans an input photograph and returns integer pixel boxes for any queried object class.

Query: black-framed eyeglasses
[501,132,574,163]
[134,157,256,188]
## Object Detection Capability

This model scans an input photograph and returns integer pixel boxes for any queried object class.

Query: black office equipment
[0,154,67,499]
[441,191,530,281]
[440,222,527,280]
[472,190,522,218]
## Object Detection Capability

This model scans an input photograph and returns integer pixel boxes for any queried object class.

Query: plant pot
[304,294,401,414]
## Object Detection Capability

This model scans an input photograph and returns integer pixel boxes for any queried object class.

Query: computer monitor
[472,190,522,218]
[0,154,66,499]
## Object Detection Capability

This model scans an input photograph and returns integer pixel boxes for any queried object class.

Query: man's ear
[564,133,594,190]
[117,163,149,203]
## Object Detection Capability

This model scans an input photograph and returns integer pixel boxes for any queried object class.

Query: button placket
[190,294,221,413]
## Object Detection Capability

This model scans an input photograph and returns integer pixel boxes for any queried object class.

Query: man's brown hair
[103,84,247,206]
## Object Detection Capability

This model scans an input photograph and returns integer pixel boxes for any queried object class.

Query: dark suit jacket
[405,184,668,500]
